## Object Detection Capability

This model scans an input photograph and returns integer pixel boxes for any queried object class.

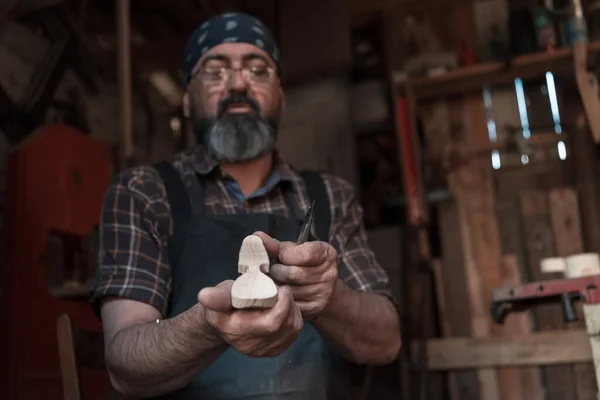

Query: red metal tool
[491,275,600,325]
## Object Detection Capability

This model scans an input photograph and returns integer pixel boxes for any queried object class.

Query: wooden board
[521,192,578,400]
[495,201,544,400]
[570,110,600,254]
[438,201,480,400]
[432,259,460,400]
[414,330,592,370]
[449,162,501,400]
[548,188,597,400]
[494,161,571,202]
[496,255,544,400]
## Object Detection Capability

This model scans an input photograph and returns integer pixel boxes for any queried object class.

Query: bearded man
[90,12,400,400]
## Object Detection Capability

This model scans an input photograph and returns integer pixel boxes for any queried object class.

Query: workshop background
[2,0,600,399]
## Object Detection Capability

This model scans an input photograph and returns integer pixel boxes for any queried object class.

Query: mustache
[218,93,261,116]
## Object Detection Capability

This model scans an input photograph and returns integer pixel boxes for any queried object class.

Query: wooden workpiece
[231,235,278,309]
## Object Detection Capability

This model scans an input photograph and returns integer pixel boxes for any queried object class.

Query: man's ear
[182,92,191,118]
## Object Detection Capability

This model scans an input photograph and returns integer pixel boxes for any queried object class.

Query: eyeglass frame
[189,65,277,87]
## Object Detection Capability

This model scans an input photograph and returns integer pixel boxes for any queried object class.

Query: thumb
[253,231,295,260]
[252,231,281,258]
[198,280,234,312]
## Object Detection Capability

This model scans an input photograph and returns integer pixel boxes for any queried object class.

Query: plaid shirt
[90,146,391,316]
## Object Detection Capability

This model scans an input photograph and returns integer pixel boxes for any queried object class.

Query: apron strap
[188,173,206,215]
[282,183,305,222]
[282,171,331,243]
[153,161,191,270]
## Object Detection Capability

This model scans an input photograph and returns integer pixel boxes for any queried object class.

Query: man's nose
[228,69,248,91]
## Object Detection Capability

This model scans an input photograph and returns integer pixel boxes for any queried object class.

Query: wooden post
[448,159,501,400]
[497,254,544,400]
[521,192,578,400]
[548,188,600,398]
[583,304,600,397]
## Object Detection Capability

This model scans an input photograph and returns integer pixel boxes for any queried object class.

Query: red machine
[1,123,111,399]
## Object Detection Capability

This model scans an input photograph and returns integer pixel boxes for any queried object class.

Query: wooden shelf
[401,41,600,101]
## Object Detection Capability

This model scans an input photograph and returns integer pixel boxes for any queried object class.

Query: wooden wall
[424,92,598,400]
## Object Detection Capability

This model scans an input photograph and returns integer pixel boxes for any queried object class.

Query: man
[91,12,400,400]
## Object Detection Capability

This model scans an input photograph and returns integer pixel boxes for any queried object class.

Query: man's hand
[197,280,303,357]
[253,231,339,320]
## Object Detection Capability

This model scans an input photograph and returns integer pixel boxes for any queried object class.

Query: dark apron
[156,172,341,399]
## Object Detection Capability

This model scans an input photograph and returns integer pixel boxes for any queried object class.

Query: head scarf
[182,12,281,86]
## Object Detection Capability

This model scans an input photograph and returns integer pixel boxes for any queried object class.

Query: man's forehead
[196,43,274,66]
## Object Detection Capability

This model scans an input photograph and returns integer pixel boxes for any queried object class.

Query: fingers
[268,285,293,323]
[280,242,334,266]
[269,264,322,286]
[286,284,323,301]
[253,231,336,267]
[246,286,295,335]
[198,280,234,312]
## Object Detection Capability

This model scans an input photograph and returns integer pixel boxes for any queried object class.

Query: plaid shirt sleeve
[89,165,173,317]
[324,175,392,297]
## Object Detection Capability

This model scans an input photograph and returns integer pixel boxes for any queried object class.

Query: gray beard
[194,111,277,162]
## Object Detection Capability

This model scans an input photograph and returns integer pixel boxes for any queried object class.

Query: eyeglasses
[192,66,276,86]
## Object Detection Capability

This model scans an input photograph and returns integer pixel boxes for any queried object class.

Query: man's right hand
[197,280,303,358]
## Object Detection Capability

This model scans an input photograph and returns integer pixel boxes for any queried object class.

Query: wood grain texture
[521,192,578,400]
[497,255,544,400]
[548,187,598,400]
[449,162,501,400]
[438,201,480,400]
[415,330,592,370]
[432,259,460,400]
[231,235,277,309]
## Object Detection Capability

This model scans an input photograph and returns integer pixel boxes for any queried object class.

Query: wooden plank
[548,188,598,400]
[407,41,600,100]
[494,161,571,202]
[432,259,460,400]
[438,200,480,400]
[449,163,501,400]
[413,330,592,370]
[448,92,513,399]
[549,188,583,256]
[521,192,578,400]
[496,200,544,399]
[497,254,544,400]
[583,304,600,393]
[571,111,600,254]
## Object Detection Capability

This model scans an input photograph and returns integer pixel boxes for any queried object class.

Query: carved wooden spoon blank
[231,235,277,309]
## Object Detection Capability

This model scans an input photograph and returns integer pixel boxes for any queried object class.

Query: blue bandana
[182,12,281,86]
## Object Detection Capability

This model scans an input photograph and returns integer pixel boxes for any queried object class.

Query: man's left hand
[253,231,338,320]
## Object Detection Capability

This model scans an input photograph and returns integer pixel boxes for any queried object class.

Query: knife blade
[297,200,315,244]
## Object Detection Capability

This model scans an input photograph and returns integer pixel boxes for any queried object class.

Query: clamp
[491,275,600,394]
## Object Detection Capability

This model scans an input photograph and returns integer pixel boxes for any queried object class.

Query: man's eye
[250,66,269,78]
[204,69,223,79]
